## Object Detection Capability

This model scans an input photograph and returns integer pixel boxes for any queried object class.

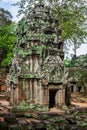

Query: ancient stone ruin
[6,2,70,108]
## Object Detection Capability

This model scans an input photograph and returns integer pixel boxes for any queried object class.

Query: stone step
[0,106,7,111]
[0,92,6,100]
[8,124,19,130]
[0,95,6,100]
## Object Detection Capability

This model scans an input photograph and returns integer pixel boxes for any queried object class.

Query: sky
[0,0,20,22]
[0,0,87,57]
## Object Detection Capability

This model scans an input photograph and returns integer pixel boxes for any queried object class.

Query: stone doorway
[49,89,58,108]
[71,85,74,93]
[78,86,82,92]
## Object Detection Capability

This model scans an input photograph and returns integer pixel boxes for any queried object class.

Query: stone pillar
[62,87,65,104]
[19,79,23,101]
[37,87,40,103]
[42,86,48,106]
[30,57,32,73]
[10,88,13,106]
[81,86,84,92]
[22,79,25,100]
[40,88,43,105]
[34,57,39,73]
[14,86,19,104]
[25,80,29,100]
[39,82,43,105]
[30,80,32,102]
[28,80,30,99]
[32,56,34,74]
[37,80,43,104]
[18,79,20,102]
[42,87,45,105]
[58,89,63,107]
[34,79,37,103]
[73,84,77,92]
[32,79,34,102]
[55,88,63,108]
[65,84,71,106]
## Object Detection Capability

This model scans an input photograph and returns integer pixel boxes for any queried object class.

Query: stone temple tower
[7,2,66,108]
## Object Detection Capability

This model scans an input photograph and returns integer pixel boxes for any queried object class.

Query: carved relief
[42,55,64,83]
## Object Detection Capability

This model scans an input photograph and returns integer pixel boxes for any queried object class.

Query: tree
[0,8,16,67]
[0,7,12,26]
[15,0,87,58]
[69,67,87,93]
[0,24,16,67]
[48,0,87,57]
[74,54,87,67]
[65,54,87,93]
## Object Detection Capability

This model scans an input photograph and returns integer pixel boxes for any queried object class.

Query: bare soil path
[71,92,87,107]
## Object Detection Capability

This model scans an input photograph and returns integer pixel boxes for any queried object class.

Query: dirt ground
[50,92,87,112]
[71,92,87,107]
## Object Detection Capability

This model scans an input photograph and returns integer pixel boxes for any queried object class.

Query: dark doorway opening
[65,87,71,106]
[71,85,74,93]
[78,86,82,92]
[49,89,57,108]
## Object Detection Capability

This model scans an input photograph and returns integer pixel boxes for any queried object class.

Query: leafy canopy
[0,8,16,67]
[14,0,87,58]
[15,0,87,40]
[0,7,12,26]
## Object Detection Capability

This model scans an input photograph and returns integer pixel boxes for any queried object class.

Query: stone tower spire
[7,2,65,108]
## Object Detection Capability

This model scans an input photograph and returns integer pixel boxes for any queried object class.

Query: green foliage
[0,7,16,67]
[74,54,87,67]
[33,45,45,53]
[64,59,72,67]
[36,106,49,112]
[13,0,87,59]
[0,7,12,26]
[20,73,40,78]
[70,54,87,87]
[47,124,56,130]
[49,0,87,56]
[14,100,35,111]
[18,18,25,31]
[1,53,13,67]
[15,0,87,44]
[14,100,49,112]
[65,54,87,68]
[18,49,32,58]
[13,0,87,62]
[0,24,16,66]
[36,123,45,129]
[64,54,87,89]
